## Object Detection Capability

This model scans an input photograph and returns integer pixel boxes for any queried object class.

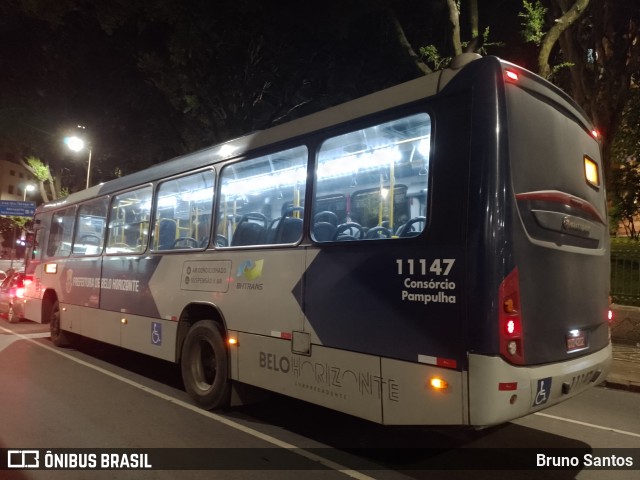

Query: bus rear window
[312,113,431,242]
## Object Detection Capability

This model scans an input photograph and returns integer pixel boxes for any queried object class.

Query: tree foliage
[610,157,640,239]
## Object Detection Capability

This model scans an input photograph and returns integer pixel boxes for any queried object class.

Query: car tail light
[15,287,25,299]
[499,268,525,364]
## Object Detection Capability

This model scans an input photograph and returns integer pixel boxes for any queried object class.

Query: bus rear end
[467,59,611,426]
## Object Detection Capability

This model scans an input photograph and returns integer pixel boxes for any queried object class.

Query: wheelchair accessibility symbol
[151,322,162,346]
[533,377,552,406]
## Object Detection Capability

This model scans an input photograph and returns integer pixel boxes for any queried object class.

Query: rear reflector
[499,382,518,391]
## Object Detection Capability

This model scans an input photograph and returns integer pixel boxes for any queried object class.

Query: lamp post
[23,184,35,201]
[64,135,93,189]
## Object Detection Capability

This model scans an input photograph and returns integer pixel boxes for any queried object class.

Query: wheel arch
[175,302,228,363]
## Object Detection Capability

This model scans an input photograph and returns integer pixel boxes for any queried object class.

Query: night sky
[0,1,528,192]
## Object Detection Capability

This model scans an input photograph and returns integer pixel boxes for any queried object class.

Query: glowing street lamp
[23,183,35,201]
[64,134,93,189]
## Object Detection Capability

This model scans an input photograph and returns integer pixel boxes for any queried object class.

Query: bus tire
[181,320,231,410]
[8,304,19,323]
[49,300,73,348]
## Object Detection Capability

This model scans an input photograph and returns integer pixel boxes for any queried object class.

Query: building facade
[0,160,36,201]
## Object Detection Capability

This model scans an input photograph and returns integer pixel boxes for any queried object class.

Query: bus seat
[313,211,338,226]
[275,217,303,244]
[231,212,267,246]
[265,217,281,244]
[334,222,364,241]
[312,222,337,242]
[158,219,177,250]
[396,216,426,238]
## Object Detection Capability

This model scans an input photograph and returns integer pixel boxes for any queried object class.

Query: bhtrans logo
[235,259,264,290]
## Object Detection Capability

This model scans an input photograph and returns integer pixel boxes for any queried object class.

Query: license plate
[566,330,587,352]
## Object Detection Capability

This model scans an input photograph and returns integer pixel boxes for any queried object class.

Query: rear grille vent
[570,370,596,390]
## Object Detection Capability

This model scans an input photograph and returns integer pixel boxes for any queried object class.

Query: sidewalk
[605,343,640,393]
[606,304,640,392]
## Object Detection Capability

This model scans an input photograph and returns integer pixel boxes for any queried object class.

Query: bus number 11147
[396,258,456,276]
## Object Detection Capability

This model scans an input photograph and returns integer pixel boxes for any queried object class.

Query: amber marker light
[228,338,238,346]
[429,377,449,390]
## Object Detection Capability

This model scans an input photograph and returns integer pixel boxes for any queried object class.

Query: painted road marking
[0,326,375,479]
[0,331,50,352]
[534,412,640,438]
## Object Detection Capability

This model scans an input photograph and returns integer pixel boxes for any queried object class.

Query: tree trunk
[538,0,590,79]
[447,0,463,56]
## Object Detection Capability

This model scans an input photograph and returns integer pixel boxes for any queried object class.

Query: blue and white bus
[24,54,611,426]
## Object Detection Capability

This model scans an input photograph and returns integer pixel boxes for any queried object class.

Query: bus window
[152,169,215,251]
[106,186,152,254]
[217,146,308,247]
[72,197,108,256]
[46,207,76,258]
[313,113,430,241]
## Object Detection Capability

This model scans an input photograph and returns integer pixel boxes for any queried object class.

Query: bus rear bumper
[468,344,612,427]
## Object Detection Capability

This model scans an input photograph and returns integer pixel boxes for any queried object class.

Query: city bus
[23,54,611,427]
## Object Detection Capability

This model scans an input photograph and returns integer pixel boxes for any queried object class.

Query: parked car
[0,271,26,323]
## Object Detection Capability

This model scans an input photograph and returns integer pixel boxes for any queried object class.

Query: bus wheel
[49,300,73,347]
[181,320,230,410]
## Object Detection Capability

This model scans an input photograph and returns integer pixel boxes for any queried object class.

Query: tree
[610,157,640,239]
[20,156,59,202]
[520,0,640,183]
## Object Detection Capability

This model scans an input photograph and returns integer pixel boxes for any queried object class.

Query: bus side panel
[381,357,465,425]
[301,245,465,365]
[237,332,384,423]
[100,256,162,318]
[302,92,472,368]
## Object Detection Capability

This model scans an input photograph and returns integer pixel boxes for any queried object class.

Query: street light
[64,135,93,189]
[23,184,35,201]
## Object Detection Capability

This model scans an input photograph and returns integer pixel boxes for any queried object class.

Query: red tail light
[499,268,525,364]
[15,287,25,299]
[505,70,519,82]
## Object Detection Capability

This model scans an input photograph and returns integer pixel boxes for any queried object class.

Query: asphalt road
[1,319,639,480]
